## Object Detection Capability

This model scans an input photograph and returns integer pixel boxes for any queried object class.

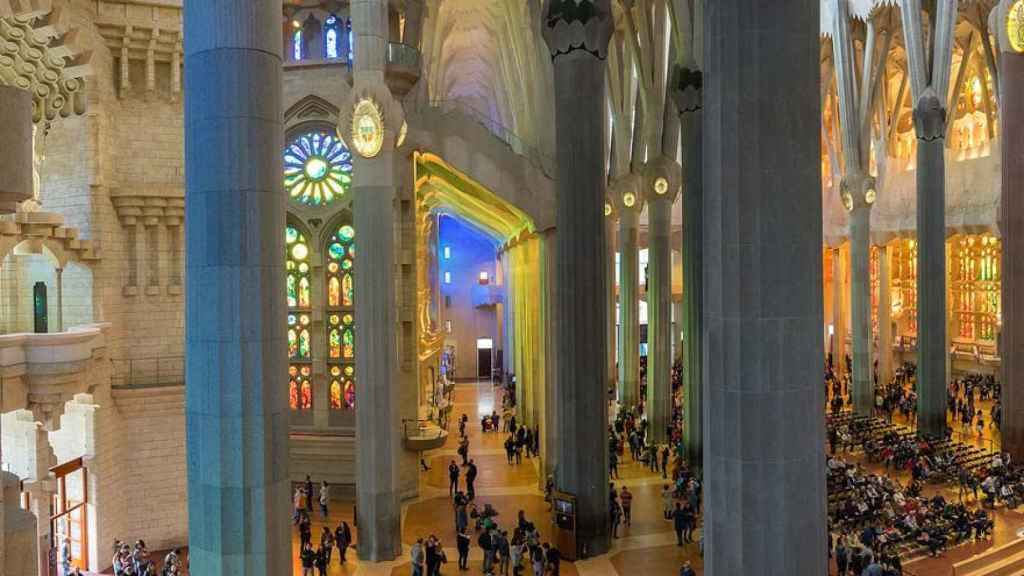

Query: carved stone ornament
[608,172,643,212]
[541,0,613,59]
[671,65,703,114]
[912,89,947,142]
[337,82,405,159]
[642,155,682,203]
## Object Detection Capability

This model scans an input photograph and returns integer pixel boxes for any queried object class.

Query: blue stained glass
[293,29,303,61]
[283,132,354,206]
[326,28,339,58]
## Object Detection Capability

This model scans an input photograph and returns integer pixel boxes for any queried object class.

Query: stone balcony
[0,323,112,427]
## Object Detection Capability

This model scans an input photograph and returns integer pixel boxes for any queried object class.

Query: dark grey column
[542,0,612,558]
[619,207,640,408]
[850,203,873,414]
[913,94,948,437]
[183,1,290,573]
[673,64,703,468]
[999,2,1024,459]
[703,0,826,573]
[647,195,673,445]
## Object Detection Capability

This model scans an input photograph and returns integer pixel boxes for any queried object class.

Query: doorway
[49,457,88,576]
[477,338,493,380]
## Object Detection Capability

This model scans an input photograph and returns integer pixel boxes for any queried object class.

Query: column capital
[541,0,613,60]
[912,89,947,141]
[640,155,682,204]
[839,172,877,213]
[608,172,644,213]
[670,65,703,114]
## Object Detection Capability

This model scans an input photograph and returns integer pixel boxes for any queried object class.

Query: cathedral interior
[1,0,1023,574]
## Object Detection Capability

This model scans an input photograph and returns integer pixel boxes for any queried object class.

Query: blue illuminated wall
[437,215,499,379]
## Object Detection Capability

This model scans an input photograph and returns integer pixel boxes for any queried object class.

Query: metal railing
[110,356,184,389]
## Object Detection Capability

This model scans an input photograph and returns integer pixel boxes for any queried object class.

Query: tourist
[315,544,328,576]
[299,512,312,549]
[449,460,460,496]
[300,542,316,576]
[510,532,526,576]
[458,436,470,466]
[610,498,622,538]
[459,413,467,438]
[679,561,696,576]
[466,459,478,500]
[620,486,633,526]
[457,527,471,570]
[544,542,561,576]
[530,544,545,576]
[479,528,494,574]
[425,534,443,576]
[496,530,510,575]
[976,409,985,437]
[609,449,619,479]
[662,484,674,519]
[305,475,314,512]
[319,480,330,519]
[293,486,304,524]
[661,445,670,479]
[61,537,72,575]
[672,502,687,546]
[319,526,334,564]
[335,521,351,564]
[505,435,516,464]
[411,538,425,576]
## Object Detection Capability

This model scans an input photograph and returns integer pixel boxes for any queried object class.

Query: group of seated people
[110,540,184,576]
[828,456,992,565]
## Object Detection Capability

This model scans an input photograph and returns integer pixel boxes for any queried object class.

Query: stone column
[850,203,873,414]
[877,243,894,386]
[703,0,826,573]
[606,210,618,398]
[542,1,612,558]
[618,204,641,408]
[0,86,33,213]
[183,2,290,574]
[998,0,1024,458]
[673,62,704,468]
[345,0,404,561]
[913,93,948,437]
[647,193,673,445]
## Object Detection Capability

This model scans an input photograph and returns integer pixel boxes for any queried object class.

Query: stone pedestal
[543,0,613,556]
[183,2,290,573]
[850,204,873,414]
[913,94,948,437]
[702,0,826,572]
[999,3,1024,458]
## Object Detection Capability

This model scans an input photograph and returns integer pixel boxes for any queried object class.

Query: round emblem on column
[841,191,854,212]
[653,176,669,196]
[623,191,637,208]
[1009,0,1024,53]
[351,97,384,158]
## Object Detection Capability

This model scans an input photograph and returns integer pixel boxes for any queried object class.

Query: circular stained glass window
[284,132,353,206]
[339,225,355,241]
[291,243,308,261]
[329,242,345,260]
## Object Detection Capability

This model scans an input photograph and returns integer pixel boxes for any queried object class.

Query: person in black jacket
[456,527,471,570]
[672,502,687,546]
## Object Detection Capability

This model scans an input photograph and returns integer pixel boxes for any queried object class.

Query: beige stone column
[0,86,33,213]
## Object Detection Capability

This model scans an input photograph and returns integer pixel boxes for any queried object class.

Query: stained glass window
[284,131,353,206]
[951,235,1001,342]
[327,223,355,410]
[293,28,304,61]
[324,15,341,59]
[891,239,918,337]
[289,365,313,410]
[287,225,313,410]
[347,18,354,62]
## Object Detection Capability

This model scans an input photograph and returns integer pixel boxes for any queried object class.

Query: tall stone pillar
[877,243,894,386]
[673,61,704,467]
[645,160,680,446]
[342,0,405,561]
[541,1,612,558]
[998,0,1024,458]
[183,2,290,573]
[703,0,826,573]
[0,86,33,213]
[913,94,948,436]
[850,203,873,414]
[615,188,641,409]
[647,197,672,444]
[606,206,618,397]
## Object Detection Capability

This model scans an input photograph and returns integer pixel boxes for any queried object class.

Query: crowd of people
[108,540,184,576]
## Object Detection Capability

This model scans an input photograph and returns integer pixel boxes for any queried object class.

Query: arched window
[327,223,356,409]
[287,225,313,410]
[283,131,353,206]
[347,18,354,62]
[324,15,341,59]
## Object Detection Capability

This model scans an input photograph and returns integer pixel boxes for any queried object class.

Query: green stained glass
[330,329,341,358]
[299,328,310,359]
[339,225,355,241]
[341,258,352,271]
[329,242,345,260]
[287,275,296,307]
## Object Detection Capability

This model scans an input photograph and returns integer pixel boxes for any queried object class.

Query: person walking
[661,445,670,479]
[466,459,478,500]
[610,499,623,539]
[300,542,316,576]
[411,538,425,576]
[304,475,314,512]
[315,545,328,576]
[457,527,471,571]
[620,486,633,526]
[679,561,696,576]
[672,502,687,546]
[449,460,460,496]
[318,480,330,520]
[319,526,334,565]
[335,521,351,564]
